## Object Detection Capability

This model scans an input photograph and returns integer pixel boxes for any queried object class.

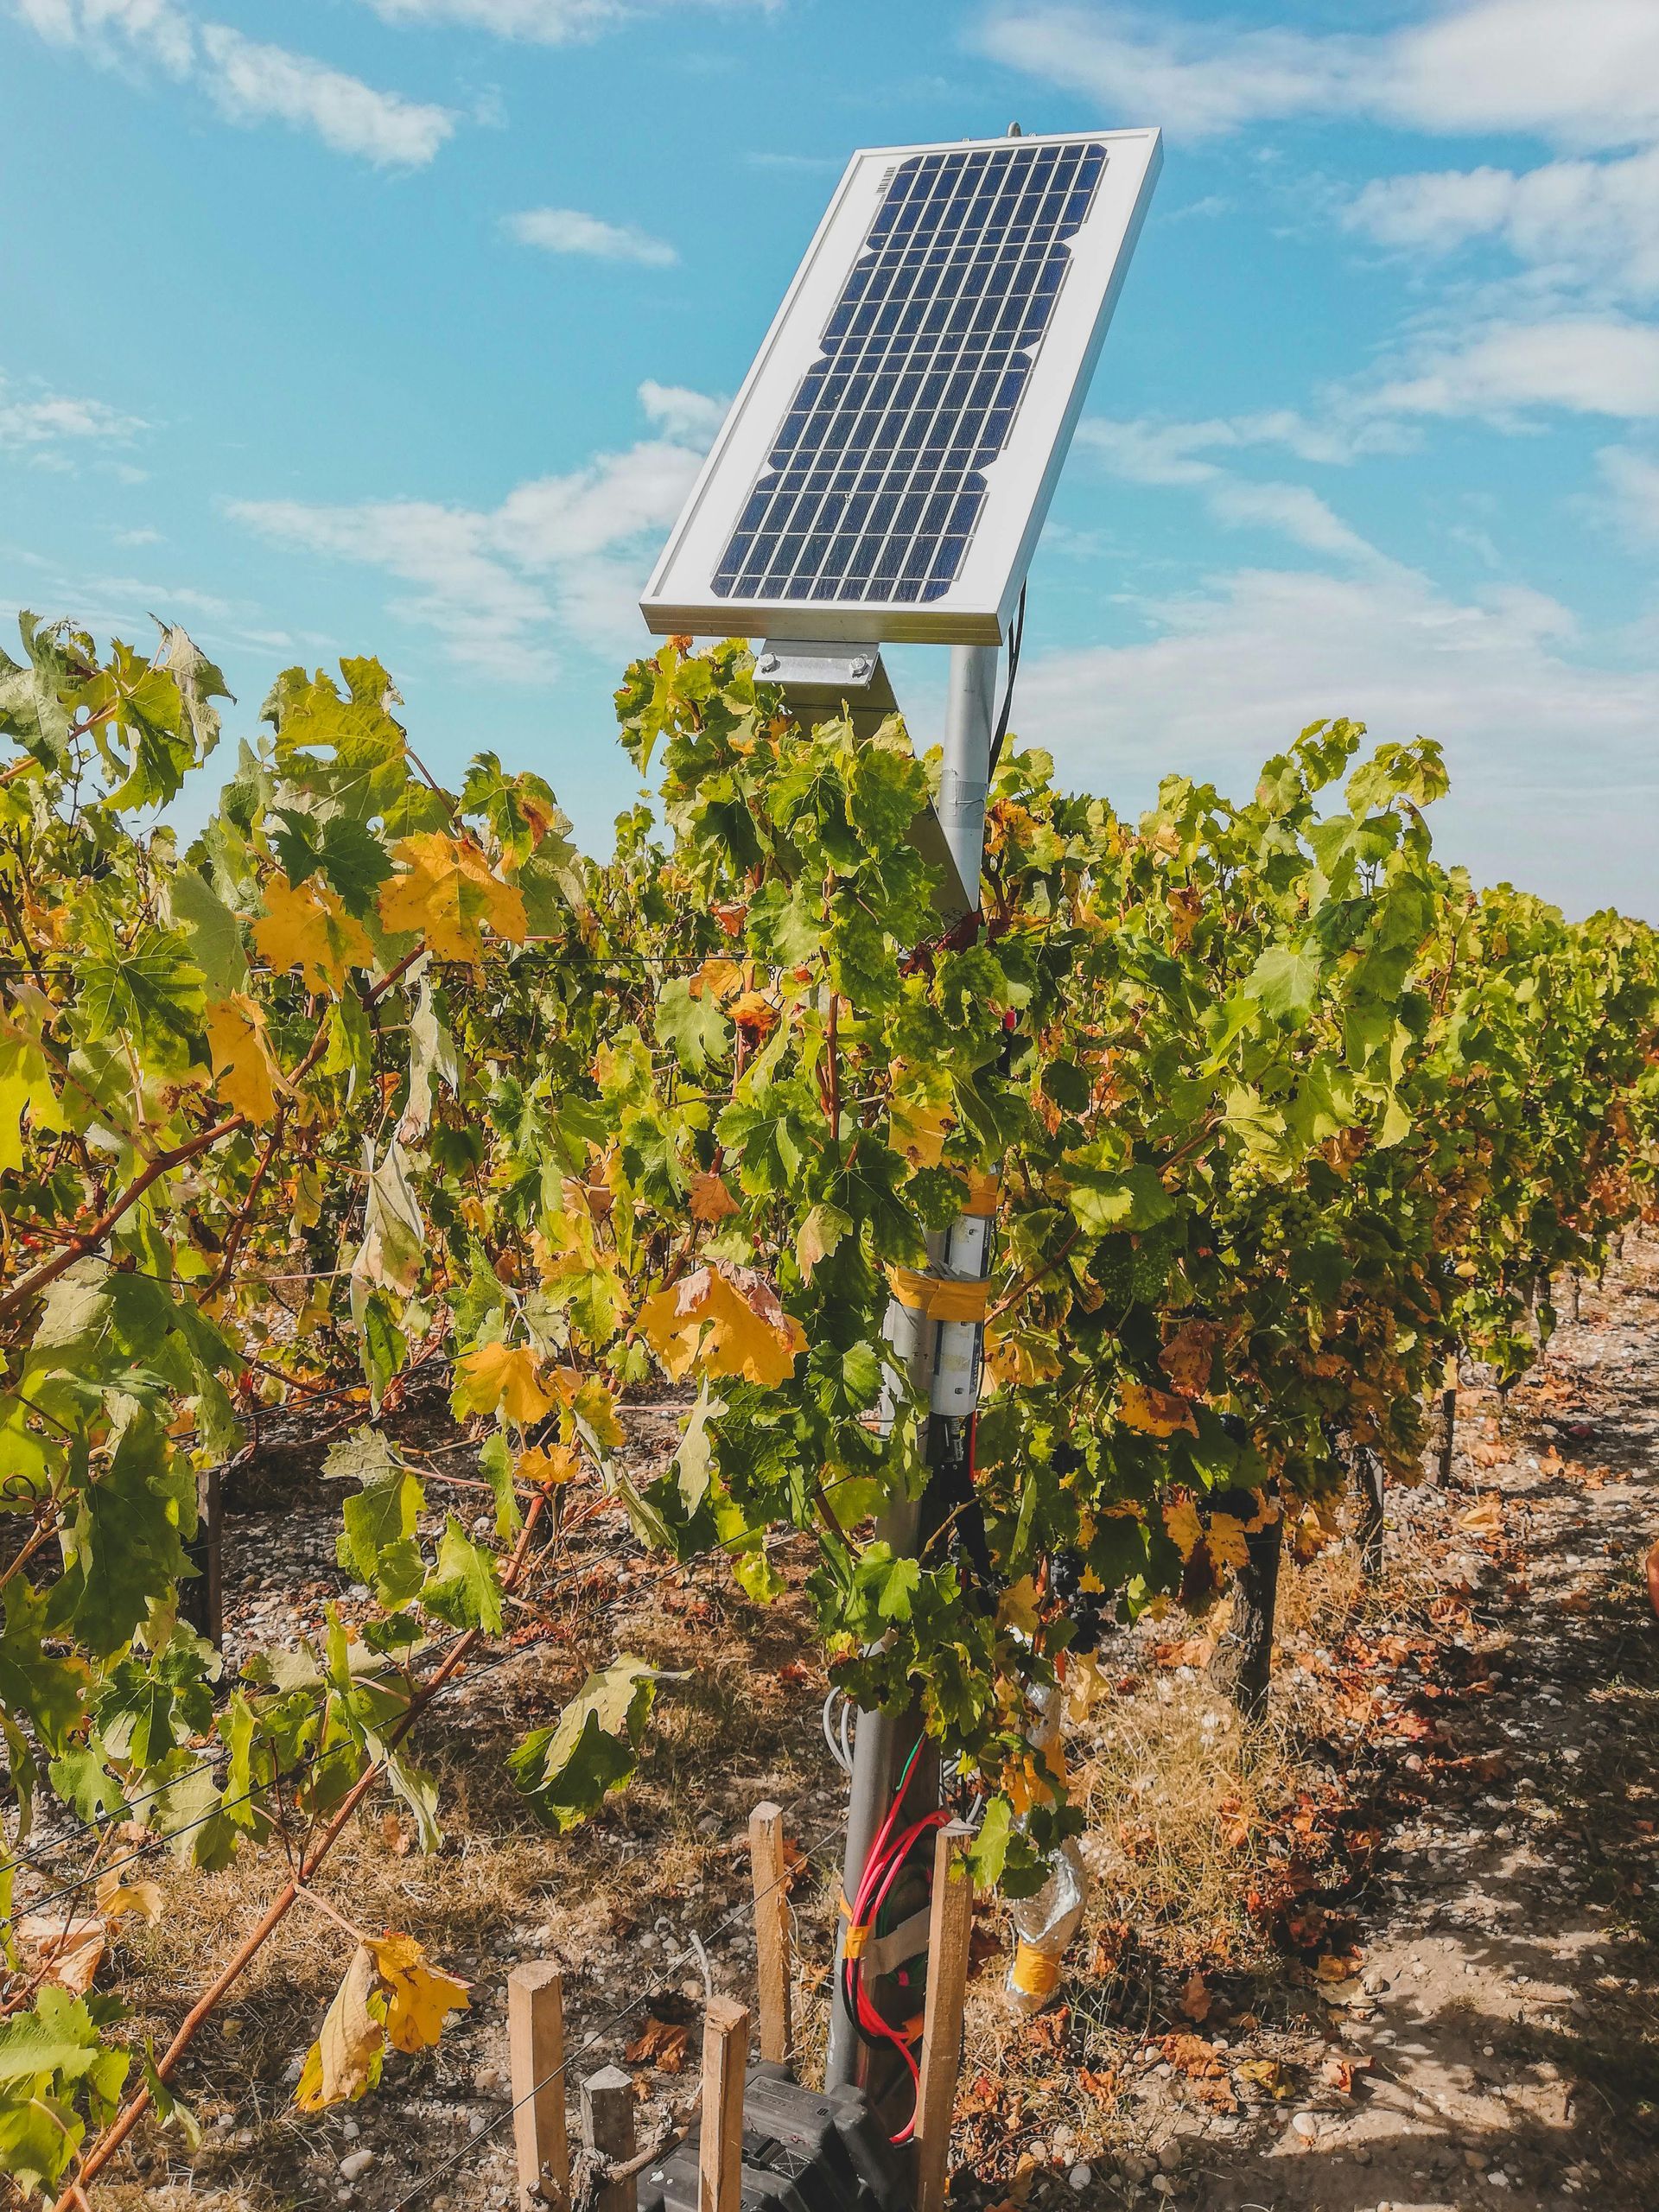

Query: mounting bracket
[758,637,976,930]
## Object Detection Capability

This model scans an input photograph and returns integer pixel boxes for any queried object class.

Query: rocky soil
[40,1236,1659,2212]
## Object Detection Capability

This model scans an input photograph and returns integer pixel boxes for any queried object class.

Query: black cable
[986,581,1027,779]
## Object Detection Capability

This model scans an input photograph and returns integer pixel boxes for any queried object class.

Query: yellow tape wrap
[842,1925,868,1961]
[885,1267,992,1324]
[887,1265,936,1313]
[1010,1942,1064,1999]
[960,1172,1001,1217]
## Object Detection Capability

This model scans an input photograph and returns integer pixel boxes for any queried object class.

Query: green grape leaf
[508,1657,660,1833]
[419,1516,502,1634]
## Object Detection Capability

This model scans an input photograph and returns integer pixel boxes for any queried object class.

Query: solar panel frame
[641,126,1161,646]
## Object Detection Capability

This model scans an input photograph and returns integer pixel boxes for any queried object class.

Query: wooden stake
[698,1994,748,2212]
[748,1802,791,2063]
[509,1962,570,2210]
[915,1821,975,2212]
[581,2064,637,2212]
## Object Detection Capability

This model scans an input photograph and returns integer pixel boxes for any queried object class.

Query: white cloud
[1201,478,1380,563]
[1594,444,1659,540]
[640,380,726,442]
[1370,316,1659,421]
[973,2,1659,149]
[14,0,194,74]
[1078,410,1405,484]
[1345,146,1659,301]
[361,0,623,34]
[199,27,456,167]
[504,207,677,267]
[11,1,456,166]
[1013,563,1657,919]
[0,381,145,451]
[1077,415,1393,564]
[226,385,715,674]
[359,0,779,41]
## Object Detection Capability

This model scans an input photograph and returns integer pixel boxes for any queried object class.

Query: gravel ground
[34,1237,1659,2212]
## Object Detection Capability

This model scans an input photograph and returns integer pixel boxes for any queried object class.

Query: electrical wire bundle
[837,1738,950,2144]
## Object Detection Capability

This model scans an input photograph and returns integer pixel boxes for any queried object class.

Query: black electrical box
[637,2063,909,2212]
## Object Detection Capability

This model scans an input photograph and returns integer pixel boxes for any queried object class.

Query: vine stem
[54,1489,550,2204]
[203,1120,287,1301]
[985,1224,1083,1325]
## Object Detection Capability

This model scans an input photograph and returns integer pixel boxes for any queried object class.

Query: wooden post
[1355,1446,1385,1578]
[698,1995,748,2212]
[509,1962,570,2210]
[1437,1386,1457,1486]
[748,1802,791,2064]
[581,2065,637,2212]
[915,1821,975,2212]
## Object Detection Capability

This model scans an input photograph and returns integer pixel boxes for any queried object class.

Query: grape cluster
[1210,1168,1322,1261]
[1050,1547,1111,1653]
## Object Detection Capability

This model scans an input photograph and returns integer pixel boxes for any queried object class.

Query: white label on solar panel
[641,126,1161,647]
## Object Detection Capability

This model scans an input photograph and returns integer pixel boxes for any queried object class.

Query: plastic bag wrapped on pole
[1003,1681,1090,2015]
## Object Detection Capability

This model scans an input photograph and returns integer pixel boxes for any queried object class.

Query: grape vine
[0,613,1652,2199]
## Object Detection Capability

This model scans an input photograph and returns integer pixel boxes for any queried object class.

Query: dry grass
[87,1526,844,2209]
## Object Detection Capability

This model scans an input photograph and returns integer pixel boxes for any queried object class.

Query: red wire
[842,1744,951,2143]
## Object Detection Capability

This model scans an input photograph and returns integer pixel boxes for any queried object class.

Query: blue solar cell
[711,139,1106,607]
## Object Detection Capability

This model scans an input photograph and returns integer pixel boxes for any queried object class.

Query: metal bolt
[849,656,871,679]
[757,654,777,673]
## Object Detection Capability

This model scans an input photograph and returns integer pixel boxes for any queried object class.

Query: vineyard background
[0,613,1654,2210]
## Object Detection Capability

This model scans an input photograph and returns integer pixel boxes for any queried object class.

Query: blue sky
[3,0,1656,917]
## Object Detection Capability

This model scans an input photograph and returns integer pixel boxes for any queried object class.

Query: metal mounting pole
[824,642,1001,2109]
[937,643,998,906]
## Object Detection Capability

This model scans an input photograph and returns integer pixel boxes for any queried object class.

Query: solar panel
[641,128,1160,647]
[712,142,1107,610]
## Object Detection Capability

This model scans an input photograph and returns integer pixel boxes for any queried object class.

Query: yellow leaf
[728,990,778,1039]
[367,1932,471,2056]
[17,1914,105,1995]
[1205,1512,1252,1574]
[203,993,286,1125]
[982,1326,1064,1387]
[1163,1495,1205,1561]
[1064,1650,1110,1724]
[637,1263,804,1388]
[454,1342,556,1426]
[255,871,373,994]
[688,1172,738,1224]
[95,1871,162,1925]
[795,1202,847,1282]
[1458,1497,1504,1536]
[1119,1377,1199,1438]
[296,1943,384,2111]
[1003,1753,1045,1819]
[690,955,746,1003]
[378,833,526,967]
[890,1096,952,1169]
[996,1574,1042,1637]
[518,1444,580,1487]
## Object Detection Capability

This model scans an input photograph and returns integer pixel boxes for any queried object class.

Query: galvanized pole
[824,641,1001,2101]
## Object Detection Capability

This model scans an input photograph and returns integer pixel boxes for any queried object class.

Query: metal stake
[824,641,1001,2105]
